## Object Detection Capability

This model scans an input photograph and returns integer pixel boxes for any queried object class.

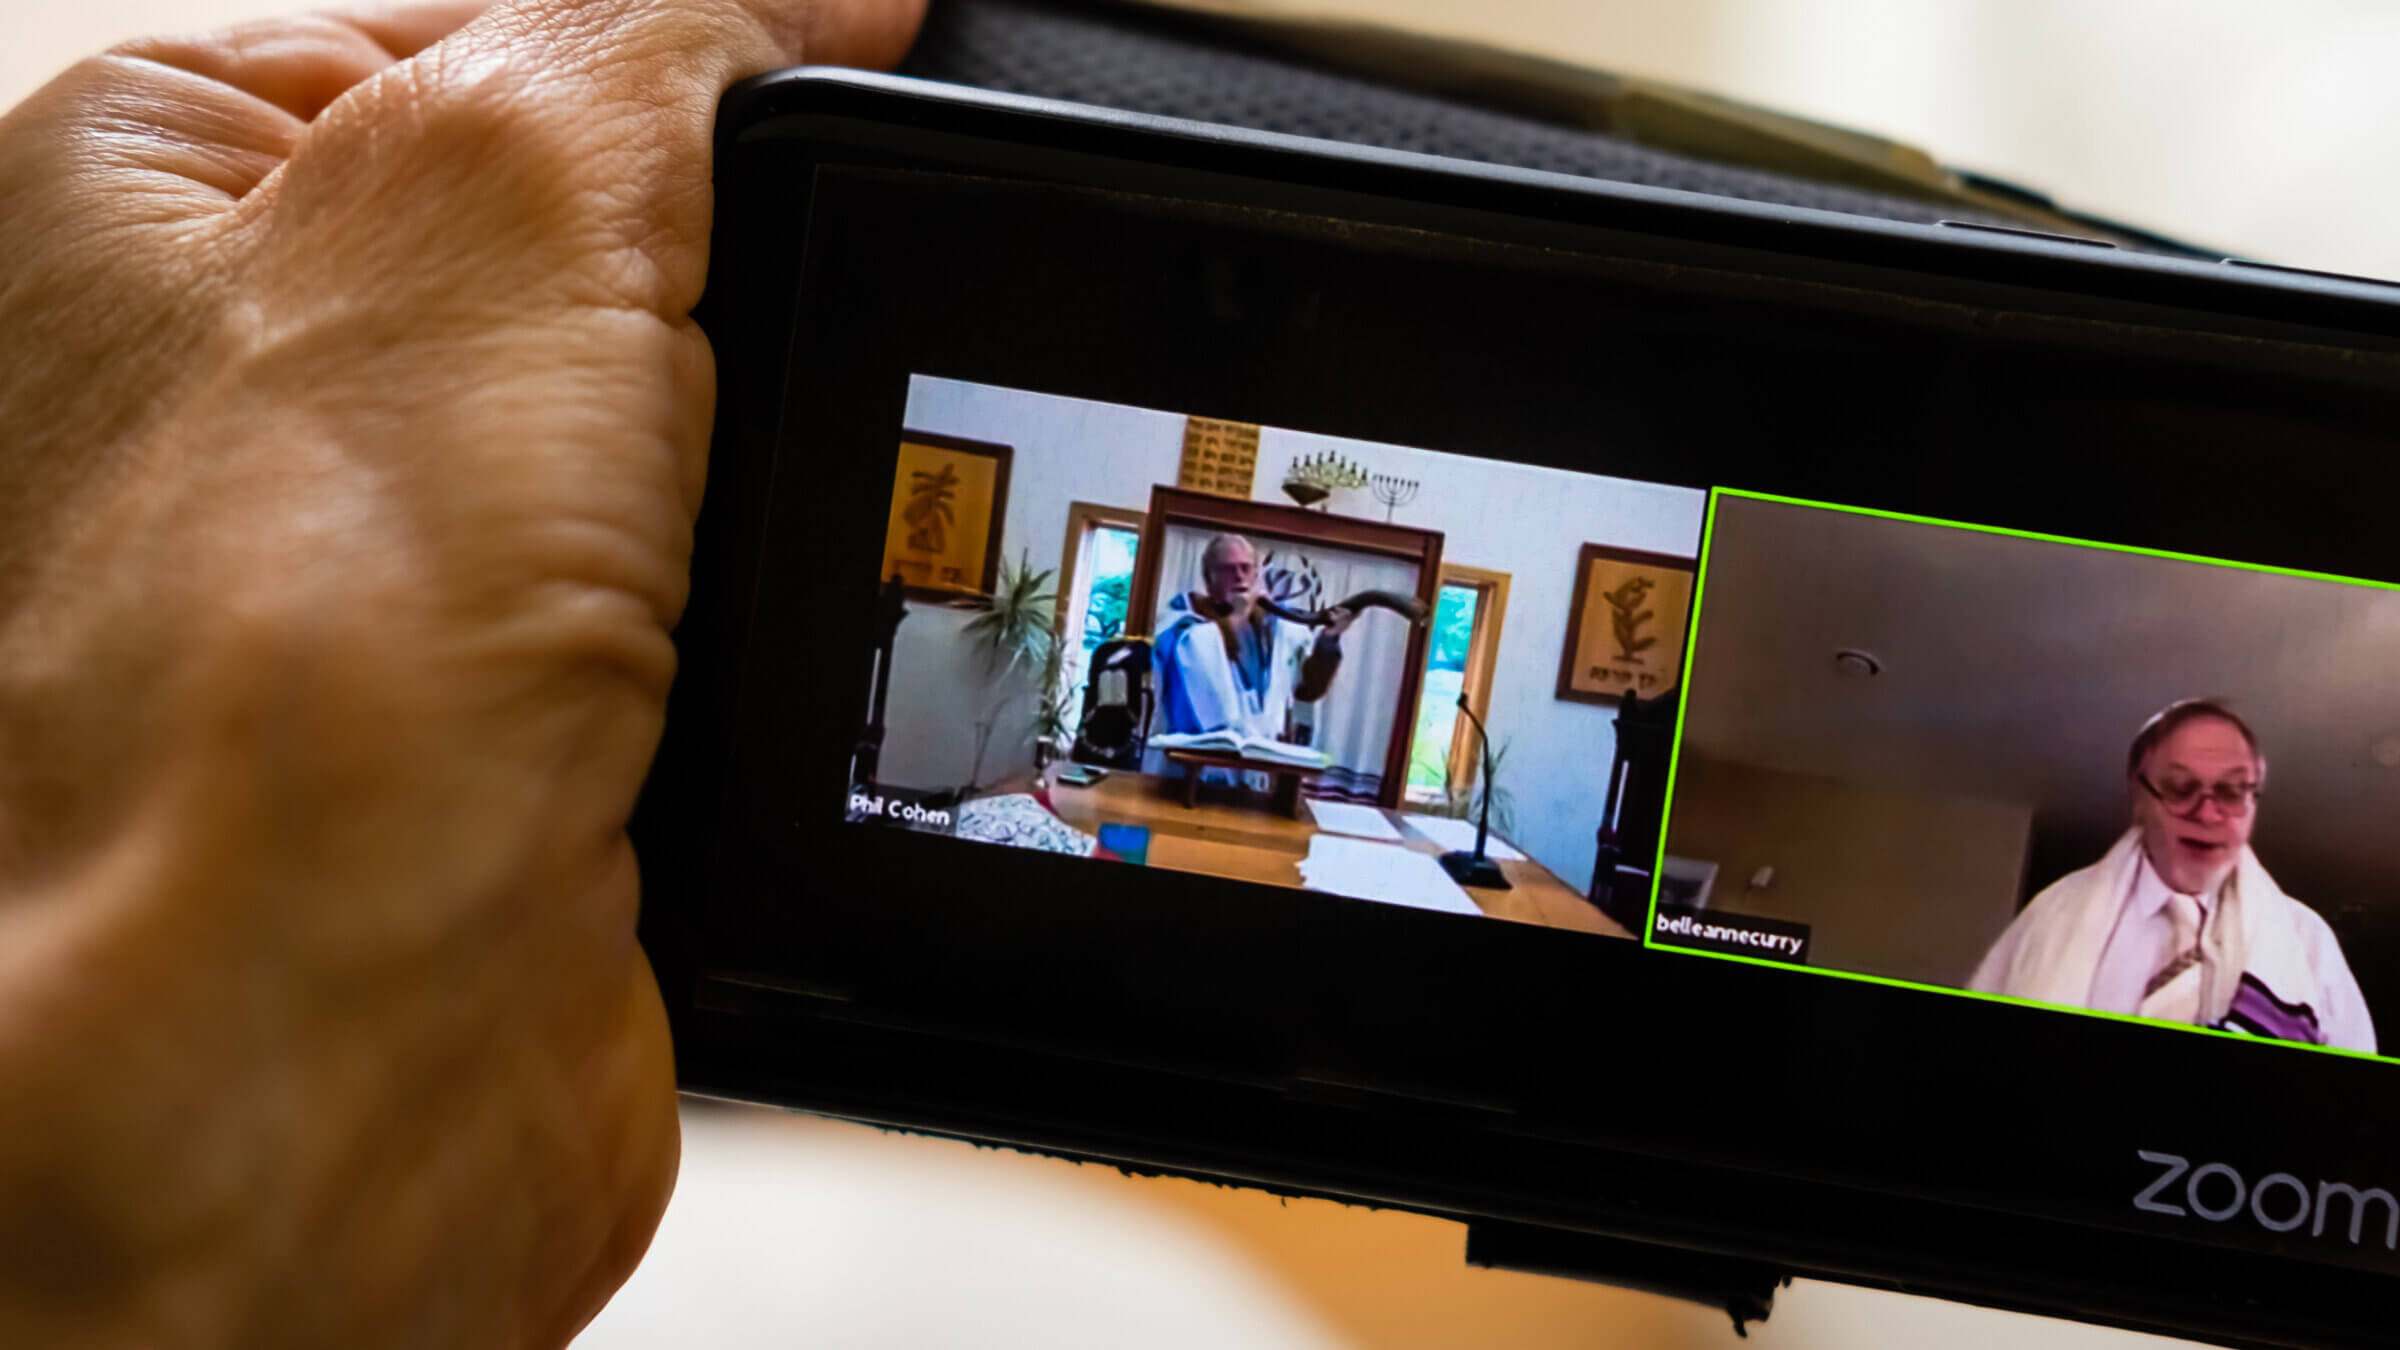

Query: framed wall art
[1557,543,1697,704]
[879,430,1013,602]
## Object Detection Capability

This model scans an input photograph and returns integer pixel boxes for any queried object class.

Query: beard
[1197,586,1257,620]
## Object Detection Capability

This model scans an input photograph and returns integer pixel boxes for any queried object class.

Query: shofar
[1254,589,1428,628]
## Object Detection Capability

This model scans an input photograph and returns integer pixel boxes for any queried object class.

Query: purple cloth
[2218,972,2324,1045]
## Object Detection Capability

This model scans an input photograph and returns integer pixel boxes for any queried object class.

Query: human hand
[0,1,920,1346]
[1320,605,1358,638]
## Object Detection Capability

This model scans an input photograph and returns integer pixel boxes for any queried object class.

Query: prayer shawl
[1970,827,2375,1051]
[1154,597,1315,740]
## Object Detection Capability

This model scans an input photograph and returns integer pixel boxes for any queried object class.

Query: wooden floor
[1045,772,1630,938]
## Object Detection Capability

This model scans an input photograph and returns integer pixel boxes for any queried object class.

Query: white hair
[1200,533,1254,575]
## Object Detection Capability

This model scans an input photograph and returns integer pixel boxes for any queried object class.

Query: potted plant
[956,550,1059,795]
[1415,737,1515,838]
[1029,638,1080,772]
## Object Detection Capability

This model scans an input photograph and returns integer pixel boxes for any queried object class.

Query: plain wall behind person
[1664,755,2032,986]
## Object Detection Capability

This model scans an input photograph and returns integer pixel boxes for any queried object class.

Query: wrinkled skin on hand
[0,1,920,1344]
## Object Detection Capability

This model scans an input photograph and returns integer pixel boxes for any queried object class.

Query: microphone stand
[1438,694,1511,890]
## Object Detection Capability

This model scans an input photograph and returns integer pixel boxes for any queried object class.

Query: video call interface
[846,373,2400,1065]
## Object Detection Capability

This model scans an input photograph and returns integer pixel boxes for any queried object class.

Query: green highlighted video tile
[1646,488,2400,1063]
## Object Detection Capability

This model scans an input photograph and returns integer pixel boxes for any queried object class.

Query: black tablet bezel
[637,69,2400,1348]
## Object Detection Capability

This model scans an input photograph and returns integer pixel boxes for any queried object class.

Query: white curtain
[1149,527,1212,622]
[1285,548,1417,803]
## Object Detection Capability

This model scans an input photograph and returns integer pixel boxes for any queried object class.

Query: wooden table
[1046,772,1630,938]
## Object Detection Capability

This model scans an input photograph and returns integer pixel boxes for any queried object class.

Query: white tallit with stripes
[1968,827,2376,1051]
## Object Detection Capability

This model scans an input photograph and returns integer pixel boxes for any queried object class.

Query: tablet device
[637,68,2400,1346]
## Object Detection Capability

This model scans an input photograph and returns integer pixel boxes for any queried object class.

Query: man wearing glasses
[1970,700,2375,1051]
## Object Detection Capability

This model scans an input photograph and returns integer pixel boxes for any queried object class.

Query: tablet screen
[667,119,2400,1321]
[848,370,2396,1074]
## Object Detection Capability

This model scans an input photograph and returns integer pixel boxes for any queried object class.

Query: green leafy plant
[957,550,1057,792]
[1084,572,1130,643]
[1428,587,1476,671]
[1030,638,1080,769]
[1414,736,1515,838]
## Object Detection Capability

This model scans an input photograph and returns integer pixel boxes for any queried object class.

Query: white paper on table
[1399,812,1527,861]
[1303,798,1403,841]
[1295,834,1482,917]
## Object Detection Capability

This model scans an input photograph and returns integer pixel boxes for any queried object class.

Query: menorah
[1282,450,1367,510]
[1370,472,1420,522]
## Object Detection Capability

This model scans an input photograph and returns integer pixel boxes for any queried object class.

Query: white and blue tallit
[1153,597,1315,741]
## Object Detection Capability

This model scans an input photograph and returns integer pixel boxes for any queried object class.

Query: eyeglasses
[2138,773,2261,816]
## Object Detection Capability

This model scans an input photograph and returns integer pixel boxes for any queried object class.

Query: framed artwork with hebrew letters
[1557,543,1696,704]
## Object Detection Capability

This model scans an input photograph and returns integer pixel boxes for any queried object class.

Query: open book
[1150,731,1329,768]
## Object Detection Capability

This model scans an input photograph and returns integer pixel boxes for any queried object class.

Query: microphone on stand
[1438,694,1511,890]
